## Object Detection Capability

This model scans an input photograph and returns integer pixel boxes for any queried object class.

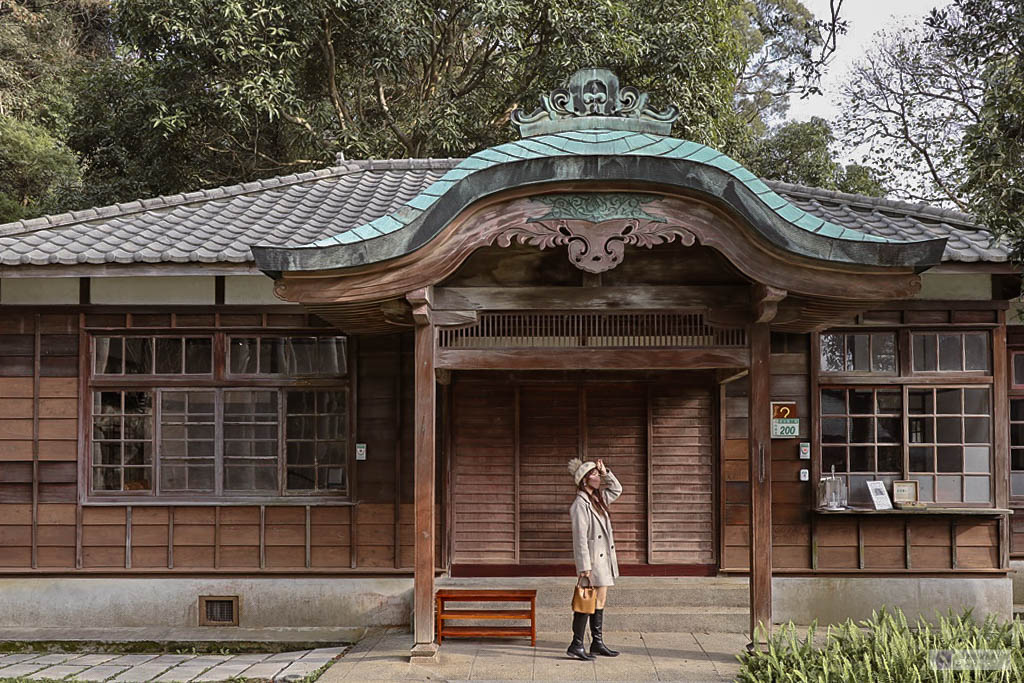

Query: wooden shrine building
[0,70,1020,653]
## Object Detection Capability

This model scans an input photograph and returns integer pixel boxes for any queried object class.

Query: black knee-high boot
[589,608,619,657]
[567,611,596,660]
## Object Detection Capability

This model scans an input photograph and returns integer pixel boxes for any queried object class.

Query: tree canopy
[0,0,849,224]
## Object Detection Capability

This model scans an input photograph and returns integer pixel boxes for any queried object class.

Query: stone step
[439,607,750,633]
[437,577,750,609]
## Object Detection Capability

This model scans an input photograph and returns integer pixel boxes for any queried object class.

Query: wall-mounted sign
[356,443,367,461]
[770,401,799,439]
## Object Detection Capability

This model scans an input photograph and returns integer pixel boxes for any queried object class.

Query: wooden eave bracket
[753,285,787,324]
[406,287,433,326]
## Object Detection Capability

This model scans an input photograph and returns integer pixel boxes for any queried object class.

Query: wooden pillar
[748,322,772,642]
[409,289,438,659]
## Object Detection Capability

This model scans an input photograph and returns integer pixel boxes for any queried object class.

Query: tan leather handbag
[571,576,596,614]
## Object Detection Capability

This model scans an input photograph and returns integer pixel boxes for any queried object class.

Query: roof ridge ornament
[511,68,679,137]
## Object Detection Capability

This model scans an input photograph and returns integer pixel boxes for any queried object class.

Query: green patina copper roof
[305,129,892,250]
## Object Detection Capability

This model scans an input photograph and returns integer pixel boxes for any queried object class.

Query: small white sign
[798,442,810,460]
[355,443,367,461]
[866,480,893,510]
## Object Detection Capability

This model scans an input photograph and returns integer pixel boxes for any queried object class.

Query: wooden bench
[435,589,537,646]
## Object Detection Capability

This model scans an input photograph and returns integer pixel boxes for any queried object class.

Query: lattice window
[437,311,745,349]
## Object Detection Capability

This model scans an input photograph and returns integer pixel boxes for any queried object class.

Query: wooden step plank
[436,589,536,600]
[441,626,533,637]
[441,609,533,619]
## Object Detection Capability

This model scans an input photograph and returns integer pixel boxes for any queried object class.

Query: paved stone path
[320,629,745,681]
[0,647,346,682]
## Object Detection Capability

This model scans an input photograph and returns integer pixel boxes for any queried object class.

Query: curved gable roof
[251,129,947,274]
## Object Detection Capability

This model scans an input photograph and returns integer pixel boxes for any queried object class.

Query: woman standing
[567,457,622,661]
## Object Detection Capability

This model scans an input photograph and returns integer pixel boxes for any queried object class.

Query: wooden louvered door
[648,385,716,565]
[451,374,715,570]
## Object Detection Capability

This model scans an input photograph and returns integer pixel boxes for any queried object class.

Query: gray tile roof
[0,159,1007,267]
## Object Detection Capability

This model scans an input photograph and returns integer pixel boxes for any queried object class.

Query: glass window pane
[93,467,121,490]
[1013,424,1024,446]
[95,337,123,374]
[935,388,961,414]
[184,338,212,374]
[938,334,962,371]
[963,388,990,415]
[876,390,901,413]
[909,447,932,472]
[124,441,152,465]
[124,338,153,374]
[1014,354,1024,386]
[850,418,873,443]
[909,417,933,443]
[849,334,870,371]
[1012,473,1024,497]
[822,418,847,443]
[872,334,896,373]
[320,466,346,491]
[155,338,183,374]
[964,333,989,372]
[936,417,961,443]
[1012,449,1024,470]
[912,475,934,502]
[124,392,152,414]
[822,447,846,473]
[261,337,284,374]
[848,476,874,506]
[124,467,152,491]
[913,334,936,371]
[93,442,121,465]
[964,476,990,503]
[821,389,846,414]
[286,338,317,375]
[908,389,933,414]
[849,390,873,414]
[936,476,962,502]
[316,338,347,376]
[1012,400,1024,422]
[937,446,962,472]
[877,417,901,443]
[820,333,845,371]
[229,338,258,374]
[964,446,990,473]
[849,446,873,472]
[877,446,901,473]
[964,417,990,444]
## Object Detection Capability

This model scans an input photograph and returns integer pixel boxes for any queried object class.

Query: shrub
[737,608,1024,682]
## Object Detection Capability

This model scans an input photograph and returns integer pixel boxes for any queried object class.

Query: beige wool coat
[570,470,622,587]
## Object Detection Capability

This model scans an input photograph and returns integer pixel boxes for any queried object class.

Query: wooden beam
[748,322,772,643]
[436,348,750,370]
[992,311,1010,567]
[433,286,749,311]
[411,311,438,657]
[752,285,786,324]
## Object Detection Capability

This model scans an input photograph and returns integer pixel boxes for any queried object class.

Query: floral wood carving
[493,218,696,274]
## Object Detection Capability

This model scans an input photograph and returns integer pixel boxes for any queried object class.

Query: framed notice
[866,480,893,510]
[892,480,918,504]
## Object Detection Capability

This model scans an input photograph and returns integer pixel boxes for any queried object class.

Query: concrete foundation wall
[773,576,1013,625]
[0,577,412,629]
[1011,560,1024,603]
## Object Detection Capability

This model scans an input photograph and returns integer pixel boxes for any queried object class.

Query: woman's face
[585,468,601,488]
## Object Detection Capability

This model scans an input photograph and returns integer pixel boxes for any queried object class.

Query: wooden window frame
[1009,396,1024,503]
[85,330,353,505]
[819,331,898,376]
[909,330,992,376]
[1010,350,1024,390]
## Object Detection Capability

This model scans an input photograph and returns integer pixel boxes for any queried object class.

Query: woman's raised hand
[596,459,607,475]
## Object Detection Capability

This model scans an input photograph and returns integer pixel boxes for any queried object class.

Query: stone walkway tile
[272,660,325,681]
[0,654,44,665]
[0,663,52,678]
[27,664,89,680]
[67,664,132,681]
[531,636,594,681]
[265,650,310,662]
[233,661,288,680]
[190,662,252,681]
[303,647,346,659]
[692,631,746,678]
[32,653,81,665]
[110,664,180,683]
[224,653,268,664]
[71,655,118,666]
[148,655,193,665]
[103,655,159,667]
[151,657,228,683]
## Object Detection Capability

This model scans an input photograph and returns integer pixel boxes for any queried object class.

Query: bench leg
[436,597,442,645]
[531,598,536,647]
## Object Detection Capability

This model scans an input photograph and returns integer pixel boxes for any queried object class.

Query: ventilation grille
[437,311,746,349]
[199,596,238,626]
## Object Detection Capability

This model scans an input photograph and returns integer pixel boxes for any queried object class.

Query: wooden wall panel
[171,507,214,568]
[451,380,516,564]
[82,506,126,568]
[587,384,648,564]
[722,436,750,570]
[649,386,713,564]
[518,385,578,564]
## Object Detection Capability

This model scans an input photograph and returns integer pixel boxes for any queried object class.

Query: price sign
[771,402,800,439]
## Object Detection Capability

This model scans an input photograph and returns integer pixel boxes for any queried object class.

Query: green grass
[738,608,1024,682]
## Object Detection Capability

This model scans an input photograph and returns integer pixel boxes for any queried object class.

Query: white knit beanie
[567,458,597,486]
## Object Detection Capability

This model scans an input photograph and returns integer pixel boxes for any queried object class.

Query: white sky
[785,0,945,122]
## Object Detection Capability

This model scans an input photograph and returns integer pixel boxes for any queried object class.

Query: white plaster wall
[1,277,79,305]
[915,273,992,300]
[0,577,412,629]
[224,275,285,305]
[1012,560,1024,603]
[773,576,1012,625]
[91,276,215,305]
